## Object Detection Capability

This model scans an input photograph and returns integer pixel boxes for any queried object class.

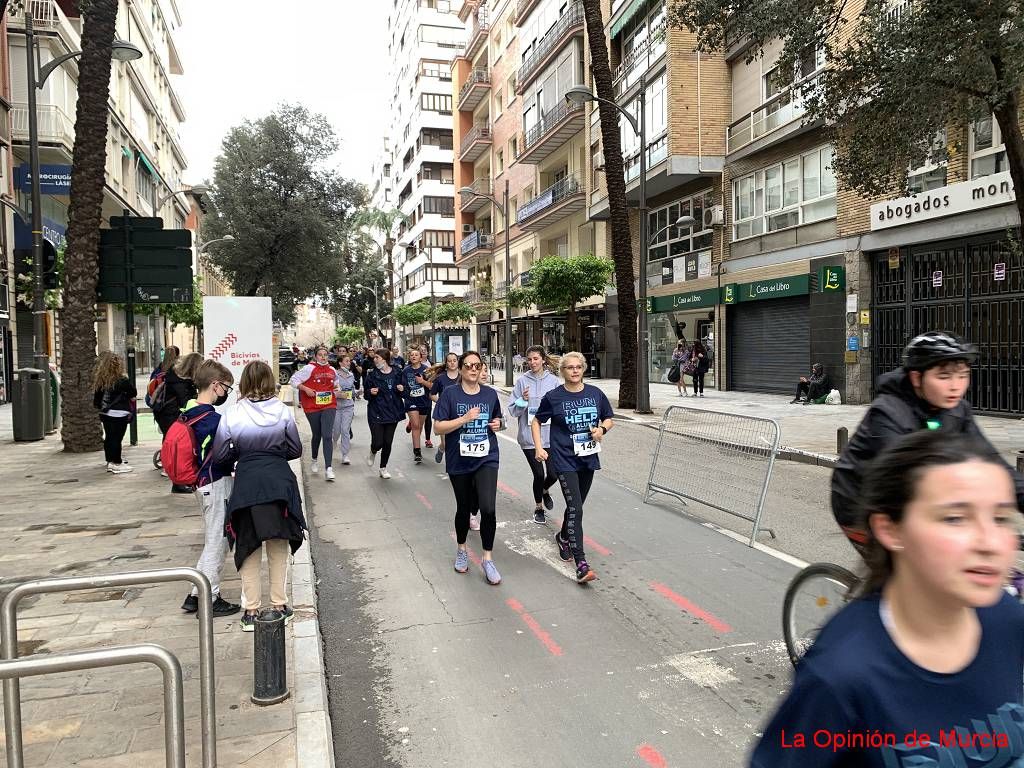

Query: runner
[533,352,614,584]
[433,350,504,584]
[403,348,431,464]
[289,345,338,481]
[419,344,434,449]
[363,348,406,479]
[429,353,461,464]
[331,354,356,465]
[508,345,561,524]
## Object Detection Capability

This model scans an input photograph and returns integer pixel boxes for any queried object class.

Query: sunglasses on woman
[462,362,483,371]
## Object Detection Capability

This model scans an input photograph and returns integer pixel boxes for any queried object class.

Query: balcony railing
[459,123,492,158]
[624,134,668,184]
[8,0,80,48]
[727,70,823,154]
[461,231,495,255]
[516,3,584,91]
[465,8,491,59]
[522,99,584,153]
[460,176,492,211]
[613,19,667,98]
[11,104,75,147]
[515,0,542,24]
[517,173,583,222]
[458,68,491,111]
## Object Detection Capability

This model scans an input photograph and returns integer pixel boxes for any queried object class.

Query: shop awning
[120,146,132,158]
[610,0,647,38]
[137,151,157,177]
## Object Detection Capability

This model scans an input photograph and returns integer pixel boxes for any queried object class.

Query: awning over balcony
[610,0,647,38]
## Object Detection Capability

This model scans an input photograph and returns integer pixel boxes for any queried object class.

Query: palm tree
[354,207,408,303]
[581,0,638,409]
[59,0,119,452]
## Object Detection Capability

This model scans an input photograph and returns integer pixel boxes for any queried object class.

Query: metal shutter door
[728,296,810,394]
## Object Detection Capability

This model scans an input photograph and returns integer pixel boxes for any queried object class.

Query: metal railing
[8,0,80,47]
[517,173,583,222]
[465,8,491,57]
[516,0,542,22]
[459,68,491,105]
[10,103,75,146]
[0,645,186,768]
[645,406,781,545]
[522,99,584,153]
[517,3,584,89]
[2,567,217,768]
[613,19,667,97]
[727,69,823,154]
[460,123,492,154]
[461,230,494,254]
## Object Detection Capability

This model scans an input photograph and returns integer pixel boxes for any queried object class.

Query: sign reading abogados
[722,274,811,304]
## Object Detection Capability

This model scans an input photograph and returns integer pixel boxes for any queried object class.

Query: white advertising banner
[203,297,273,404]
[870,171,1015,230]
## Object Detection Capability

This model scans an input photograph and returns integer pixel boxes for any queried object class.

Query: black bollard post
[1017,451,1024,475]
[251,609,289,706]
[837,427,849,454]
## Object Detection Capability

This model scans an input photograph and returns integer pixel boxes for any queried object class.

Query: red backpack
[160,411,212,487]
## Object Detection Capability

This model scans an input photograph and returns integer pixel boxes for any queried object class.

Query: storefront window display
[649,310,715,388]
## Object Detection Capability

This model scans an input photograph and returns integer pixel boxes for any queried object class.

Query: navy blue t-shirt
[403,364,431,411]
[363,366,407,424]
[751,591,1024,767]
[431,371,461,397]
[534,384,614,472]
[433,383,501,475]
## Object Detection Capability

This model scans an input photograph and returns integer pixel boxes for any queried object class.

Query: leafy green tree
[669,0,1024,225]
[202,104,365,320]
[529,254,614,350]
[505,287,536,310]
[392,300,431,327]
[327,228,390,337]
[354,207,407,301]
[333,325,366,346]
[435,301,476,324]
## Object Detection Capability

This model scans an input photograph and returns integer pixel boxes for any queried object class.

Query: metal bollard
[252,609,289,705]
[837,427,849,454]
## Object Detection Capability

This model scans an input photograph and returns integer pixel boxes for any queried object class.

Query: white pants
[190,476,233,598]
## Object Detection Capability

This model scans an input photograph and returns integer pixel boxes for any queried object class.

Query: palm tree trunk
[59,0,118,452]
[581,0,638,408]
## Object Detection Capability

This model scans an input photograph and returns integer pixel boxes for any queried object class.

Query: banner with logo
[203,297,273,409]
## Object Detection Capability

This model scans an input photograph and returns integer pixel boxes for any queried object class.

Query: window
[907,130,948,194]
[135,160,157,211]
[509,196,517,224]
[423,196,455,216]
[732,145,837,239]
[494,89,503,117]
[509,136,518,160]
[421,93,452,114]
[970,116,1007,179]
[496,149,504,175]
[507,75,517,101]
[648,189,715,267]
[423,230,455,249]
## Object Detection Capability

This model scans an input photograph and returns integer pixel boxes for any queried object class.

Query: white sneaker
[365,451,375,468]
[160,469,168,477]
[311,461,319,474]
[325,467,335,481]
[469,513,481,531]
[109,462,133,474]
[341,455,351,465]
[379,468,392,479]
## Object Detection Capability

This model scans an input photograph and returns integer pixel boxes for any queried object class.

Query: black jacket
[807,366,831,401]
[93,377,137,416]
[831,370,1024,528]
[154,368,197,433]
[364,366,407,424]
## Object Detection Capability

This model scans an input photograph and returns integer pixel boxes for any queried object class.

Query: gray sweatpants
[306,408,336,467]
[190,476,233,597]
[333,404,354,456]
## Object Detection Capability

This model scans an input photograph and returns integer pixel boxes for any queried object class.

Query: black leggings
[424,407,432,441]
[100,415,130,464]
[523,449,557,505]
[558,469,595,564]
[450,465,498,550]
[692,371,705,394]
[369,422,399,468]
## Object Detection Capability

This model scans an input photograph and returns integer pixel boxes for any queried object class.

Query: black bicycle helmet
[902,331,978,370]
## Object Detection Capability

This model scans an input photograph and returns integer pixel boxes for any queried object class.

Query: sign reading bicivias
[204,297,273,411]
[870,171,1015,231]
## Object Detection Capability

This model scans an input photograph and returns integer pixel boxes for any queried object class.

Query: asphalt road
[302,402,856,768]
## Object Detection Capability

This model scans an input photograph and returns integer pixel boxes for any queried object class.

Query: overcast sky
[175,0,390,189]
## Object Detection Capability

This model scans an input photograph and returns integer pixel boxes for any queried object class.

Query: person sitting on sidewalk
[180,360,242,618]
[790,363,830,404]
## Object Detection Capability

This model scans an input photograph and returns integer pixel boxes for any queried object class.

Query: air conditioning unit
[479,233,494,246]
[593,151,606,171]
[703,204,724,228]
[462,224,474,234]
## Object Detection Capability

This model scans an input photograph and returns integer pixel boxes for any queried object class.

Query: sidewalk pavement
[0,404,333,768]
[492,374,1024,465]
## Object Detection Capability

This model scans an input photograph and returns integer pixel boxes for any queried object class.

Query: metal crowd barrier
[645,406,781,546]
[2,567,217,768]
[0,644,186,768]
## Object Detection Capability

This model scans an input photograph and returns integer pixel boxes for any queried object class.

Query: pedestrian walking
[433,350,504,584]
[533,352,614,584]
[92,351,137,474]
[690,340,710,397]
[331,354,356,465]
[429,353,461,464]
[179,359,241,617]
[508,345,561,524]
[751,430,1024,767]
[290,345,339,481]
[403,348,432,464]
[669,340,690,396]
[211,361,305,632]
[364,348,406,479]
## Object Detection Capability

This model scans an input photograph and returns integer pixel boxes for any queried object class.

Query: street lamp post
[354,283,381,344]
[459,178,512,386]
[21,12,142,432]
[154,183,210,212]
[413,246,437,360]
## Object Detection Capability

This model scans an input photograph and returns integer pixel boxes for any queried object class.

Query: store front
[648,289,717,388]
[481,308,607,374]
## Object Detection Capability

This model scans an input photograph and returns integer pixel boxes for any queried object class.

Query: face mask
[375,360,386,370]
[214,392,229,407]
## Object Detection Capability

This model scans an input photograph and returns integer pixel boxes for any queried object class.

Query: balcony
[517,100,585,164]
[516,3,585,93]
[613,19,667,99]
[8,0,81,50]
[459,123,492,162]
[461,230,495,256]
[516,174,585,231]
[11,104,75,150]
[465,9,490,60]
[460,177,492,212]
[514,0,543,25]
[458,68,491,112]
[727,70,823,156]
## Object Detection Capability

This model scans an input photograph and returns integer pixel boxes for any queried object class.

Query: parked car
[278,346,298,384]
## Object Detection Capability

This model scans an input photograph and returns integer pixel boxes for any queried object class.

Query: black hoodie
[831,369,1024,529]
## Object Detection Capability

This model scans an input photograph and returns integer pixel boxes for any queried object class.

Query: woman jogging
[429,353,461,464]
[433,350,504,585]
[363,348,406,479]
[533,352,614,584]
[93,351,137,474]
[508,345,561,524]
[690,340,710,397]
[751,430,1024,767]
[211,361,305,632]
[331,354,356,466]
[290,345,339,481]
[419,344,435,449]
[403,348,432,464]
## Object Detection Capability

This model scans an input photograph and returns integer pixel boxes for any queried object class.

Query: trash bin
[12,368,46,442]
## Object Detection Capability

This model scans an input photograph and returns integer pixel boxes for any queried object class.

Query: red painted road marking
[497,480,520,498]
[506,598,564,657]
[449,534,482,566]
[636,744,668,768]
[555,519,613,557]
[649,582,733,634]
[415,492,433,510]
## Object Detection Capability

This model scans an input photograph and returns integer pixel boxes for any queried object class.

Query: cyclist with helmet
[831,331,1024,552]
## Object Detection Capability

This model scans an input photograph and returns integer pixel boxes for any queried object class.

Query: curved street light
[155,183,211,211]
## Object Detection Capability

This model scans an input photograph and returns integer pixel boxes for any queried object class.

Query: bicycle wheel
[152,449,163,470]
[782,562,859,667]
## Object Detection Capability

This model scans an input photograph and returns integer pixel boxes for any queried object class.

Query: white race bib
[459,432,489,457]
[410,386,425,398]
[338,390,353,400]
[572,432,601,457]
[315,391,333,406]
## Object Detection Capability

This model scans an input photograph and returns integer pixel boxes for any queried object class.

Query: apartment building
[372,0,471,360]
[5,0,191,372]
[454,0,607,369]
